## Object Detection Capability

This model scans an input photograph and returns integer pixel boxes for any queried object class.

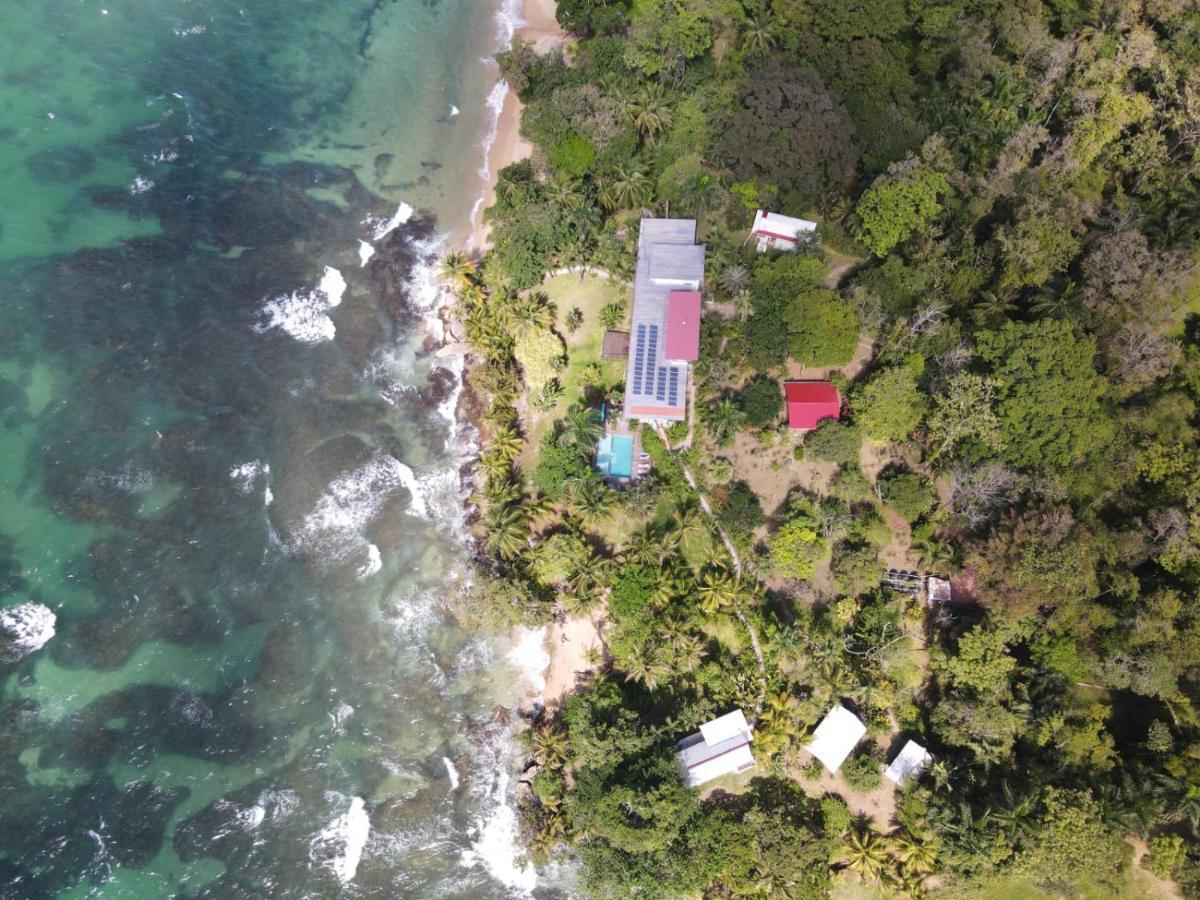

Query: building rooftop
[752,209,818,243]
[676,709,755,787]
[785,381,841,430]
[624,218,704,421]
[805,705,866,773]
[885,740,932,786]
[602,330,630,360]
[665,291,701,361]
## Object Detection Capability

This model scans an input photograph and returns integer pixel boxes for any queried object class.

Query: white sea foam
[129,175,154,195]
[476,79,509,183]
[258,789,300,823]
[311,796,371,886]
[443,757,460,791]
[331,702,355,734]
[357,543,382,580]
[462,766,537,896]
[0,603,56,658]
[370,202,414,241]
[357,239,375,268]
[174,25,206,36]
[230,460,269,493]
[255,266,346,345]
[449,104,460,117]
[394,462,429,519]
[507,627,549,698]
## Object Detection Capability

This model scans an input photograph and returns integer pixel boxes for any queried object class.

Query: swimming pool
[596,433,635,479]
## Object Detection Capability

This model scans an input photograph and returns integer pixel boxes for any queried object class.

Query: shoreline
[464,0,566,254]
[449,0,583,714]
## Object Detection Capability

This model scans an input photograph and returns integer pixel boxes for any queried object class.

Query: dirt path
[657,423,769,719]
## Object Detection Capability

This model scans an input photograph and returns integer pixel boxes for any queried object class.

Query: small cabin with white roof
[805,705,866,773]
[751,209,817,252]
[675,709,755,786]
[885,740,932,786]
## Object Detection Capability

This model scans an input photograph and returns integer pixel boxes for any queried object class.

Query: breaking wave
[255,266,347,344]
[0,603,57,660]
[310,796,371,886]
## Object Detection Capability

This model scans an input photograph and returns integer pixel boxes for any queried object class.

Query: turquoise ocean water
[0,2,551,897]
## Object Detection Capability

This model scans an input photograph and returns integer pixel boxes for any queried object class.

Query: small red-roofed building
[785,381,841,430]
[664,290,701,362]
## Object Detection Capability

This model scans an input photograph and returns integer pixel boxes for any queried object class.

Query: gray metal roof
[623,219,703,421]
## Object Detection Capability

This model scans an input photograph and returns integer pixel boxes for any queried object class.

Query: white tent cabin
[885,740,932,786]
[675,709,755,787]
[750,209,817,253]
[804,705,866,773]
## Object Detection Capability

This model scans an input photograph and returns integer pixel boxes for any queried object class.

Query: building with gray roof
[623,218,705,422]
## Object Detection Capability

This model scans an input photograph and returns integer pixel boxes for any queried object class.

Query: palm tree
[437,251,476,293]
[531,724,570,767]
[697,569,738,616]
[1029,279,1078,319]
[599,165,652,211]
[891,831,939,875]
[478,449,515,484]
[622,646,664,690]
[510,292,555,332]
[572,480,614,526]
[741,17,776,53]
[673,504,712,560]
[719,263,751,297]
[557,404,604,455]
[704,397,746,445]
[489,426,523,461]
[972,290,1016,324]
[544,173,583,210]
[631,84,674,143]
[843,825,891,884]
[911,533,959,571]
[482,505,530,559]
[991,781,1040,842]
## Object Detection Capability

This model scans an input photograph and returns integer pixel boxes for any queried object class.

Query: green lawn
[525,273,630,452]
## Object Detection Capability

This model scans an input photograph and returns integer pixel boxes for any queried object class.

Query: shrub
[599,302,625,329]
[820,796,853,839]
[740,374,784,426]
[830,465,873,503]
[841,749,882,792]
[832,542,880,596]
[719,480,765,537]
[769,517,826,580]
[880,470,935,522]
[805,420,860,465]
[854,365,926,443]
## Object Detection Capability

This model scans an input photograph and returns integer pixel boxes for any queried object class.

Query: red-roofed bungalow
[785,381,841,430]
[665,290,701,362]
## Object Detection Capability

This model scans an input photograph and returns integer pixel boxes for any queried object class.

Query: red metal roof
[665,291,701,361]
[785,381,840,430]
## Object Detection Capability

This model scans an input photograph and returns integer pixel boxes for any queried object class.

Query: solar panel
[644,326,658,396]
[632,325,646,394]
[655,366,667,401]
[667,367,680,406]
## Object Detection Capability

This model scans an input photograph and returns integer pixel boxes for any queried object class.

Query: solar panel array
[668,367,680,406]
[632,324,647,395]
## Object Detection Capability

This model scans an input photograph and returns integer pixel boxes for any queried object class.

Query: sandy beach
[465,0,568,252]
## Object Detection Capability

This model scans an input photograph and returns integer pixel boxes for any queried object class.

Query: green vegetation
[453,1,1200,896]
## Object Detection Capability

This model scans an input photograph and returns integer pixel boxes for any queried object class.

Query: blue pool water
[596,434,634,479]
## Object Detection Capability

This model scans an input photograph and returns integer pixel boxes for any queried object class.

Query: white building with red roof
[752,209,817,253]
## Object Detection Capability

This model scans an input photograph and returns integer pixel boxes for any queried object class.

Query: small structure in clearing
[785,381,841,430]
[805,705,866,773]
[601,329,630,360]
[675,709,755,787]
[885,740,932,786]
[751,209,817,253]
[925,575,952,607]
